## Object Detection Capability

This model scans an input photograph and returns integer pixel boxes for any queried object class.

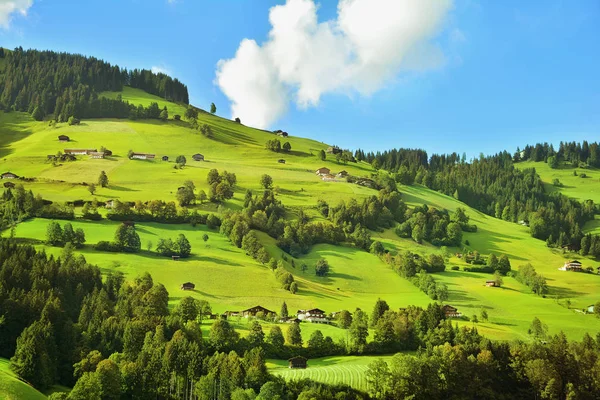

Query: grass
[2,88,600,342]
[267,355,395,392]
[0,358,47,400]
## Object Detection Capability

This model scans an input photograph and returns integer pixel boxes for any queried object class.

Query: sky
[0,0,599,158]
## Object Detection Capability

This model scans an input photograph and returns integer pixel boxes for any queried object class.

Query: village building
[297,308,329,323]
[278,159,286,164]
[321,174,337,182]
[64,149,97,155]
[3,182,15,188]
[561,260,583,272]
[89,152,105,159]
[316,167,330,176]
[486,280,499,287]
[241,305,275,318]
[131,153,155,160]
[587,305,595,314]
[192,153,205,161]
[103,149,113,156]
[180,282,195,290]
[442,305,462,318]
[288,356,307,369]
[162,156,169,161]
[1,172,18,179]
[336,170,348,178]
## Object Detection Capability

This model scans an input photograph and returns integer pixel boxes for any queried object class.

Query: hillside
[0,358,47,400]
[0,86,598,343]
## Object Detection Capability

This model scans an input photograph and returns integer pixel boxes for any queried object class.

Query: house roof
[486,280,496,283]
[288,356,307,362]
[182,282,195,286]
[241,305,275,314]
[568,260,582,265]
[442,305,458,311]
[307,308,326,313]
[1,171,17,176]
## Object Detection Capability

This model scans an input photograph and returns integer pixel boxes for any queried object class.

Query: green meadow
[267,355,396,392]
[0,358,47,400]
[2,87,600,345]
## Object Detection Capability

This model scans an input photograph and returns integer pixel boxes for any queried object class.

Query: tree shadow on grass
[548,285,586,298]
[109,185,139,192]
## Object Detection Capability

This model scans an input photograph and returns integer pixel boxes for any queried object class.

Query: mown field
[1,88,600,343]
[0,358,47,400]
[267,355,395,392]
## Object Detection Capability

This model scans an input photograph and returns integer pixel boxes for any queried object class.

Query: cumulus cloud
[151,65,171,75]
[0,0,33,28]
[216,0,453,128]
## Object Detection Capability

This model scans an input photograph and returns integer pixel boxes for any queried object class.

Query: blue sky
[1,0,599,158]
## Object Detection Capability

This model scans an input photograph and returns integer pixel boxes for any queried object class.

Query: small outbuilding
[277,131,289,137]
[288,356,307,369]
[336,170,348,178]
[192,153,205,161]
[58,135,70,142]
[1,172,18,179]
[3,182,15,188]
[316,167,330,176]
[180,282,195,290]
[442,305,462,318]
[103,149,113,156]
[162,156,169,162]
[89,152,105,159]
[486,280,498,287]
[240,305,275,318]
[278,159,286,164]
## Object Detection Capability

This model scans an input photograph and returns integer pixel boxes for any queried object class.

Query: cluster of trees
[95,223,141,253]
[265,138,291,152]
[46,221,86,248]
[579,233,600,258]
[382,251,449,300]
[462,253,512,274]
[516,140,600,167]
[206,169,237,203]
[104,198,221,228]
[155,234,192,258]
[515,263,549,296]
[0,48,188,120]
[395,205,473,246]
[366,329,600,400]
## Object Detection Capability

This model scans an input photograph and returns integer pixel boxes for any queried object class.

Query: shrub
[95,241,121,252]
[68,116,80,125]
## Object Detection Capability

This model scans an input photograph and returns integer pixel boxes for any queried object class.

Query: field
[267,355,395,392]
[2,87,600,393]
[0,358,47,400]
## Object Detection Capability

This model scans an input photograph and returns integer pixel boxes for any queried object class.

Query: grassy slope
[0,358,47,400]
[267,355,395,392]
[1,89,599,341]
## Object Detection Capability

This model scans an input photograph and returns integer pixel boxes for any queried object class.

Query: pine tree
[97,171,109,188]
[280,302,288,319]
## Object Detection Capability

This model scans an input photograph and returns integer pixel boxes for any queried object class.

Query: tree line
[0,47,188,121]
[516,140,600,167]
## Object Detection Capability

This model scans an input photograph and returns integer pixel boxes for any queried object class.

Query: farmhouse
[288,356,307,369]
[3,182,15,188]
[442,305,462,318]
[58,135,70,142]
[64,149,97,155]
[89,152,105,159]
[241,305,275,318]
[486,280,499,287]
[561,260,583,272]
[1,172,18,179]
[192,153,205,161]
[322,174,337,182]
[297,308,329,323]
[180,282,195,290]
[587,305,595,314]
[336,170,348,178]
[131,153,155,160]
[278,159,286,164]
[162,156,169,161]
[316,167,330,176]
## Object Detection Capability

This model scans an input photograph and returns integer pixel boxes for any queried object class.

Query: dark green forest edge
[1,47,600,399]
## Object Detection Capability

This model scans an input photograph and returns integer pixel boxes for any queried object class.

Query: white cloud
[216,0,453,128]
[151,65,171,75]
[0,0,33,28]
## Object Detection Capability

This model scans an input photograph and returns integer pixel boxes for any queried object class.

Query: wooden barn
[58,135,70,142]
[89,152,105,159]
[288,356,307,369]
[131,153,155,160]
[316,167,330,176]
[278,159,286,164]
[240,305,275,318]
[180,282,195,290]
[64,149,97,155]
[442,305,461,318]
[3,182,15,188]
[162,156,169,161]
[192,153,205,161]
[486,280,498,287]
[1,172,18,179]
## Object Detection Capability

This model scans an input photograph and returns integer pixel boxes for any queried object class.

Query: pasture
[268,355,395,392]
[0,358,47,400]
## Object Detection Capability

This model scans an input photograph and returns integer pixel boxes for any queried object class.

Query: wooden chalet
[486,280,498,287]
[278,159,286,164]
[89,152,105,159]
[241,305,275,318]
[562,260,583,272]
[316,167,330,176]
[64,148,97,155]
[336,170,348,178]
[297,308,329,323]
[103,149,113,156]
[131,153,155,160]
[3,182,15,188]
[288,356,307,369]
[180,282,195,291]
[192,153,205,161]
[1,172,18,179]
[162,156,169,161]
[58,135,70,142]
[442,305,461,318]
